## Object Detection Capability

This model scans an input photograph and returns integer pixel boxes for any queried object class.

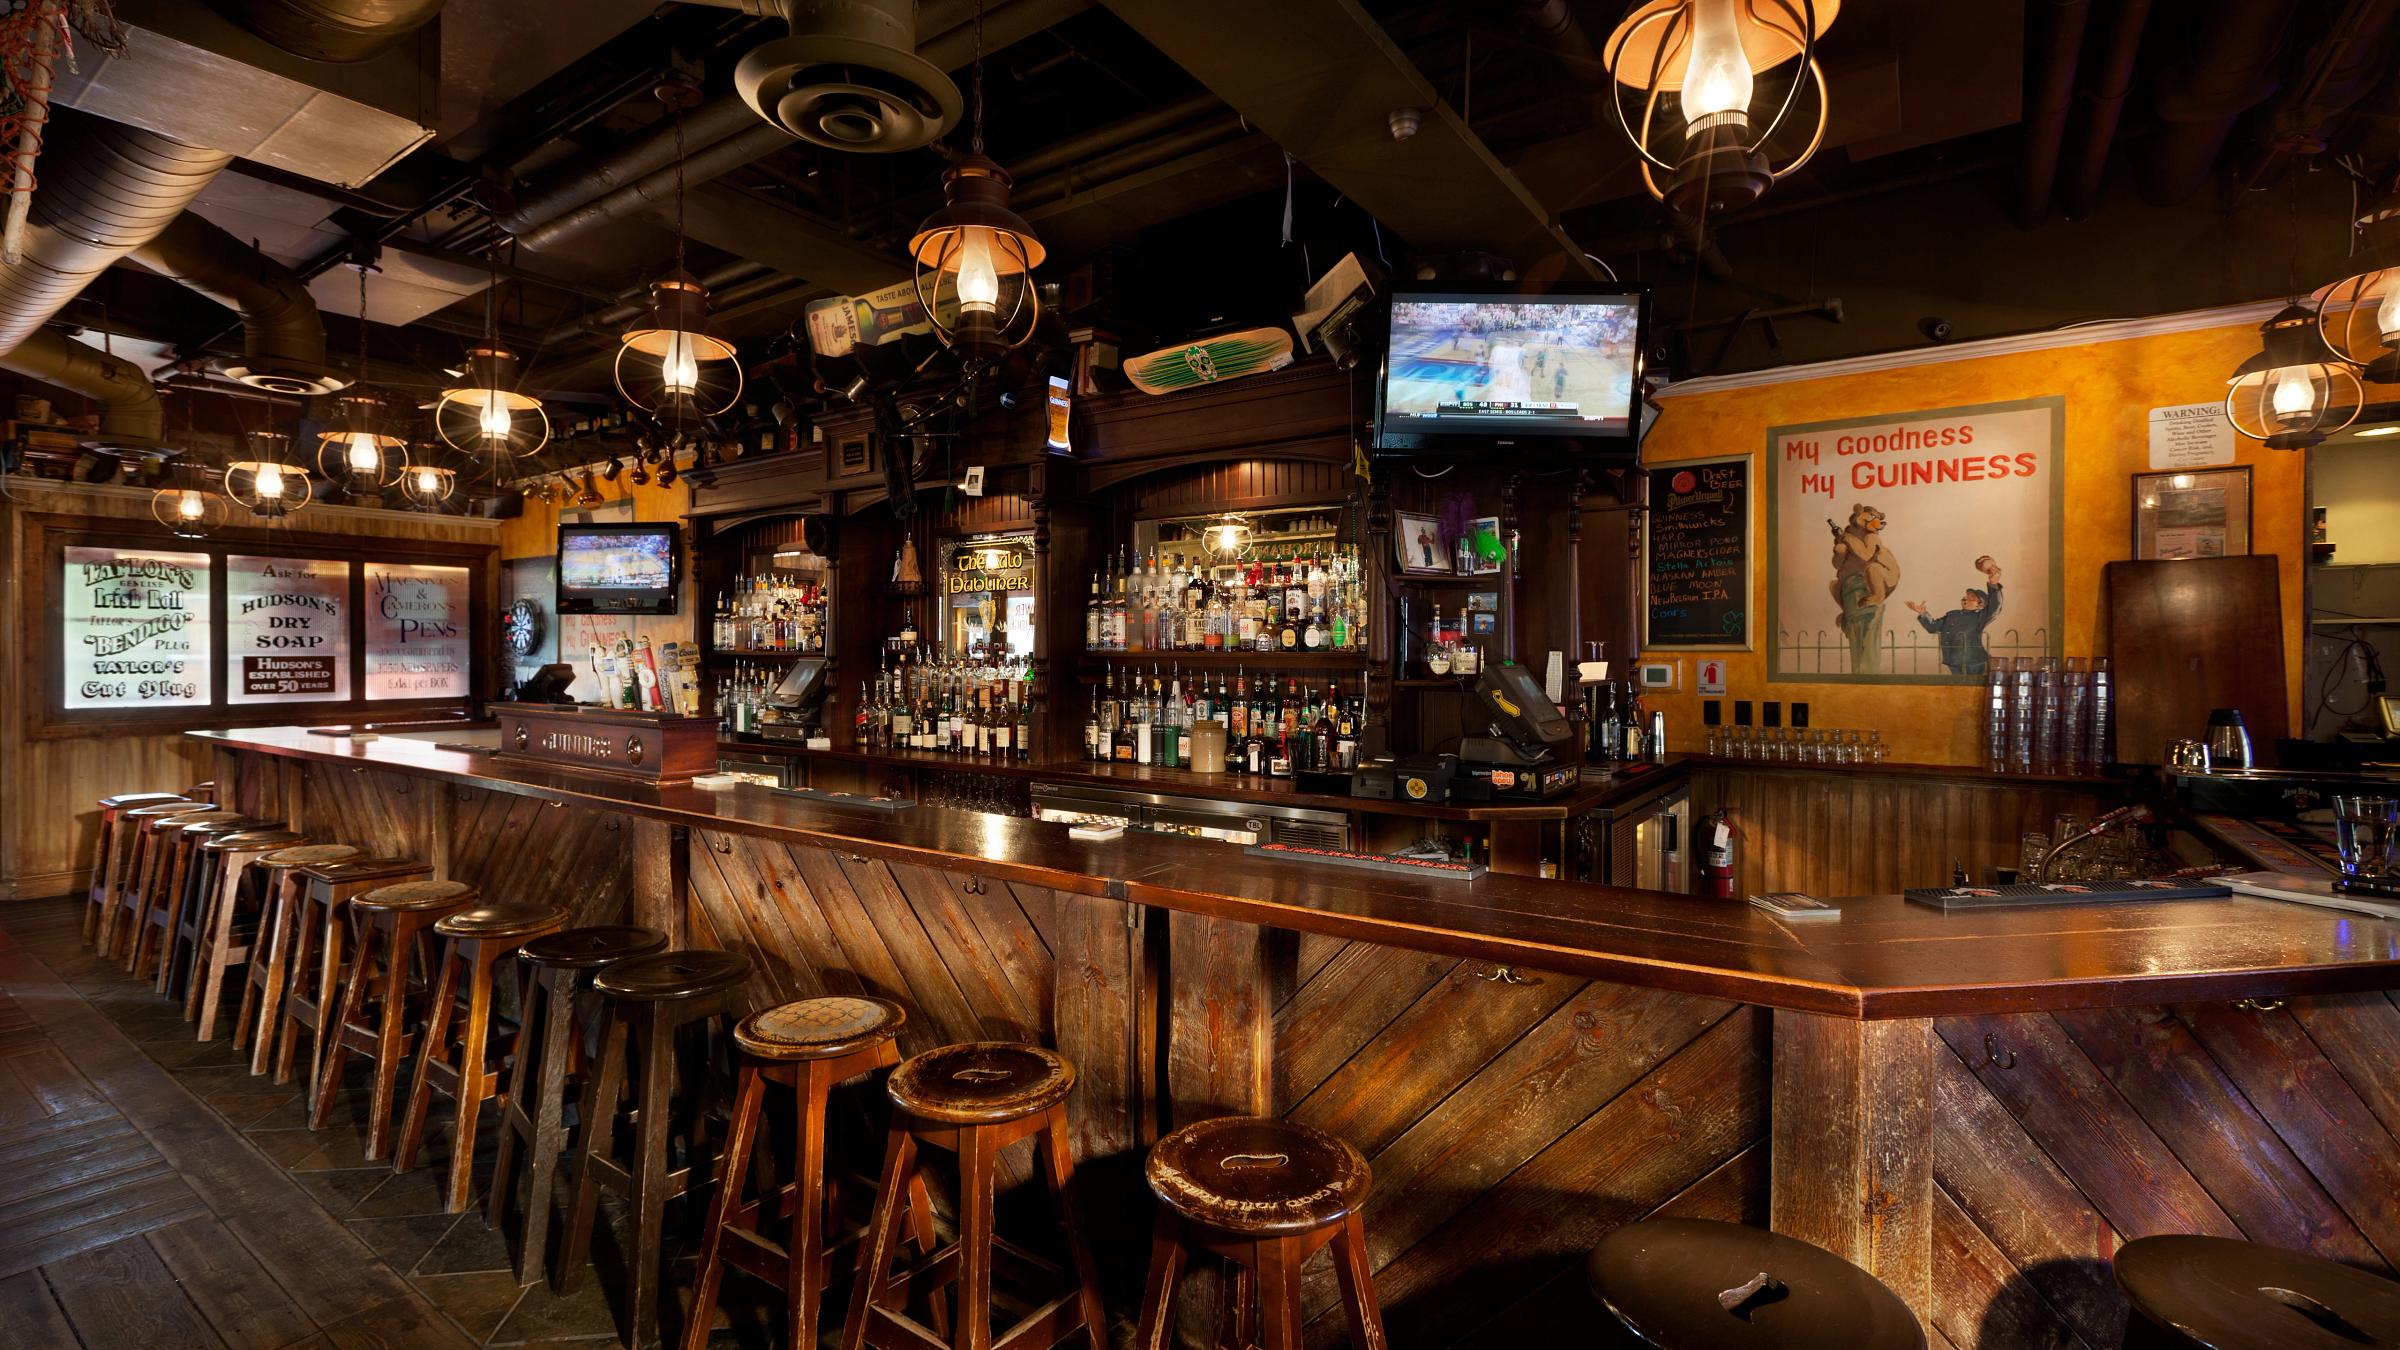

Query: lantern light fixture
[149,465,228,538]
[400,450,457,509]
[2315,187,2400,383]
[616,78,744,417]
[907,1,1043,354]
[224,431,313,517]
[436,345,550,462]
[1602,0,1836,217]
[1202,513,1254,560]
[314,393,407,490]
[2225,303,2364,450]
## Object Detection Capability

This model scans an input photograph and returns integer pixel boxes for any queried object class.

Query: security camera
[1919,316,1955,343]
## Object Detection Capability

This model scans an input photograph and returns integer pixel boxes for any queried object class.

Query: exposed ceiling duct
[0,330,167,449]
[208,0,446,62]
[129,214,347,395]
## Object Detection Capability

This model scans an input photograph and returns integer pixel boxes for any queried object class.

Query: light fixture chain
[971,0,985,156]
[673,96,687,273]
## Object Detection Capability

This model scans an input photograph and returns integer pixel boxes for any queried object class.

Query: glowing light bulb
[478,392,512,442]
[414,466,442,495]
[176,490,205,520]
[2268,365,2318,426]
[2378,276,2400,342]
[343,433,382,474]
[1682,0,1755,127]
[1214,525,1243,553]
[954,228,1000,314]
[661,329,700,395]
[254,463,286,499]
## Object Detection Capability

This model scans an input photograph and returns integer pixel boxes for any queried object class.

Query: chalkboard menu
[62,546,213,709]
[1644,457,1751,649]
[227,555,350,704]
[365,563,471,700]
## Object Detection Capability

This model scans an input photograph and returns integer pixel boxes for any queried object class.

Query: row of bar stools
[114,800,224,963]
[686,996,915,1350]
[189,829,308,1039]
[160,816,284,1003]
[845,1041,1108,1350]
[492,925,668,1286]
[137,812,269,986]
[314,879,479,1159]
[235,844,364,1067]
[276,857,435,1097]
[392,900,572,1212]
[85,792,196,943]
[562,948,755,1350]
[1135,1115,1386,1350]
[99,801,214,959]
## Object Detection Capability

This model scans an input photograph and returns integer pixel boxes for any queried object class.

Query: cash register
[1455,664,1579,801]
[751,657,830,744]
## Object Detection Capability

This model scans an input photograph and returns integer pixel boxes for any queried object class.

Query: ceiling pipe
[128,212,347,396]
[2016,0,2091,226]
[1007,91,1222,180]
[2229,0,2400,190]
[2057,0,2155,220]
[540,258,775,344]
[206,0,446,62]
[1012,113,1253,210]
[494,95,766,239]
[1,329,166,447]
[2143,0,2304,205]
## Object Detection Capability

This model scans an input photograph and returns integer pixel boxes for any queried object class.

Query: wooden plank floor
[0,897,775,1349]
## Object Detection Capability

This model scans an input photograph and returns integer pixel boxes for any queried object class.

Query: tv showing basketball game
[557,523,681,615]
[1376,290,1645,450]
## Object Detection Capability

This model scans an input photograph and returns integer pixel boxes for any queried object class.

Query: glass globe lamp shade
[224,433,314,517]
[2226,304,2364,450]
[149,477,228,538]
[615,271,742,417]
[909,155,1045,353]
[2315,192,2400,384]
[400,460,457,508]
[1603,0,1835,216]
[436,347,549,461]
[314,394,407,489]
[1203,515,1253,560]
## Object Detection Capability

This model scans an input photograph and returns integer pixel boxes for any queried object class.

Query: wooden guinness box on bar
[490,705,723,782]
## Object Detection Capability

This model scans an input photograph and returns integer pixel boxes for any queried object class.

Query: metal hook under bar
[1983,1032,2017,1070]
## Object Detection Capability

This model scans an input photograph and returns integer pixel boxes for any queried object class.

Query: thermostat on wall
[1637,661,1679,691]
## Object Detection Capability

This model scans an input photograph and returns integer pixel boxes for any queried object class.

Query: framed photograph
[2133,466,2251,561]
[1465,590,1499,613]
[1468,610,1498,635]
[1465,515,1504,574]
[1394,511,1452,574]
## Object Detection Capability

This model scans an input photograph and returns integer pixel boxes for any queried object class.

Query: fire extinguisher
[1701,807,1739,900]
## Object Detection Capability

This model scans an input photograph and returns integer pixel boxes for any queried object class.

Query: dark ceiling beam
[672,185,909,295]
[1098,0,1598,275]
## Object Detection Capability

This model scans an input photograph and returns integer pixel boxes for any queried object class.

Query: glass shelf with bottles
[1394,598,1496,682]
[710,570,828,656]
[1081,666,1365,778]
[1083,544,1369,657]
[855,648,1037,762]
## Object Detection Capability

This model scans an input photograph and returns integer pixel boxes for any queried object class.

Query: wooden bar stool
[312,879,479,1160]
[1134,1116,1381,1350]
[136,813,264,986]
[2115,1235,2400,1349]
[85,792,189,944]
[235,844,364,1071]
[101,802,212,959]
[491,925,667,1287]
[392,901,573,1212]
[274,857,433,1102]
[844,1041,1108,1350]
[161,817,283,1004]
[559,948,754,1350]
[186,830,308,1037]
[1585,1219,1923,1350]
[685,996,915,1350]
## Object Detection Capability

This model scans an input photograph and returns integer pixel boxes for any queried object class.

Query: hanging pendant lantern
[2226,303,2364,450]
[2315,188,2400,383]
[616,270,744,416]
[225,431,314,517]
[314,392,407,491]
[910,154,1045,353]
[1603,0,1836,216]
[436,346,550,462]
[1202,513,1254,561]
[400,445,458,508]
[149,461,229,538]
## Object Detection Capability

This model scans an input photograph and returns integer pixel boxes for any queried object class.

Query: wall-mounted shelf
[1077,649,1365,669]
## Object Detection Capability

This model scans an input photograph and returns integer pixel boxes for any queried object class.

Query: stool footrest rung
[863,1290,1080,1350]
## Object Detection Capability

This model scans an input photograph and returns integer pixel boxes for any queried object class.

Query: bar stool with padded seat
[492,924,667,1286]
[101,802,212,959]
[312,879,478,1160]
[560,948,754,1350]
[235,844,364,1070]
[85,792,191,944]
[1586,1219,1925,1350]
[686,996,920,1350]
[162,817,284,1004]
[2115,1234,2400,1349]
[187,829,308,1037]
[136,813,265,986]
[392,901,573,1212]
[844,1041,1108,1350]
[1134,1115,1383,1350]
[273,857,434,1102]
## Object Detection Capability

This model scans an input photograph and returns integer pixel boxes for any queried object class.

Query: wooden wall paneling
[2103,555,2288,765]
[1271,944,1453,1111]
[2290,993,2400,1141]
[1165,910,1271,1125]
[1769,1011,1935,1333]
[1932,1188,2100,1350]
[6,733,214,897]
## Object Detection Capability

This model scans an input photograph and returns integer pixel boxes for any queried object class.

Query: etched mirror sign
[62,546,212,709]
[227,555,351,704]
[364,562,470,700]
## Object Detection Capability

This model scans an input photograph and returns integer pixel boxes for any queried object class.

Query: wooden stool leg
[1223,1266,1257,1350]
[394,940,465,1174]
[958,1122,998,1350]
[303,905,347,1114]
[195,859,248,1038]
[141,844,186,987]
[1133,1213,1188,1350]
[270,897,319,1084]
[247,876,299,1075]
[625,1008,678,1350]
[1329,1211,1387,1350]
[683,1063,767,1350]
[506,971,577,1287]
[558,1010,629,1295]
[1255,1237,1306,1350]
[441,945,500,1212]
[312,916,376,1128]
[788,1063,835,1350]
[907,1163,952,1343]
[489,964,537,1232]
[363,921,417,1161]
[167,852,216,1006]
[841,1126,920,1350]
[1041,1108,1109,1343]
[85,816,114,943]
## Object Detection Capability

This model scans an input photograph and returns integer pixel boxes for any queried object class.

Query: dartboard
[503,598,545,658]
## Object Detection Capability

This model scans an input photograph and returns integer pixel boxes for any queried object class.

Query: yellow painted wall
[498,476,690,561]
[1638,317,2307,767]
[501,476,698,704]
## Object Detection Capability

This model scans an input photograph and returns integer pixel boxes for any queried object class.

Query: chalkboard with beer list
[227,555,350,703]
[1643,457,1752,649]
[61,546,213,709]
[364,562,470,700]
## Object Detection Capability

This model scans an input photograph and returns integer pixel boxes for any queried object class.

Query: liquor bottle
[1229,673,1249,748]
[1015,684,1033,761]
[1085,573,1102,651]
[1086,689,1102,761]
[891,674,915,748]
[991,683,1012,759]
[1133,681,1154,765]
[854,680,871,746]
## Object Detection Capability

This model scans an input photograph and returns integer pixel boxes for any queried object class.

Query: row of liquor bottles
[710,573,828,653]
[1084,547,1367,654]
[1083,667,1363,777]
[857,652,1037,759]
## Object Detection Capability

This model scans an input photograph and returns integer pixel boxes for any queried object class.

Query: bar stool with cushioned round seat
[491,925,667,1286]
[1135,1115,1383,1350]
[85,792,191,944]
[312,879,479,1159]
[137,813,266,987]
[392,901,573,1212]
[101,802,212,959]
[685,996,918,1350]
[560,948,754,1350]
[187,829,308,1037]
[235,844,364,1070]
[844,1041,1108,1350]
[1586,1219,1925,1350]
[2115,1234,2400,1349]
[273,857,434,1102]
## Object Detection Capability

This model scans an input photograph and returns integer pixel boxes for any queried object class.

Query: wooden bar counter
[195,724,2400,1349]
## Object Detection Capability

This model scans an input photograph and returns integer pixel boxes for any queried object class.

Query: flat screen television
[557,523,680,615]
[1374,287,1648,456]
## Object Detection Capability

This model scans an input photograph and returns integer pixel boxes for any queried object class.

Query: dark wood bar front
[197,725,2400,1346]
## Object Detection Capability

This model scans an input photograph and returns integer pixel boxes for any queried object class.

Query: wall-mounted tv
[557,523,680,615]
[1374,287,1648,457]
